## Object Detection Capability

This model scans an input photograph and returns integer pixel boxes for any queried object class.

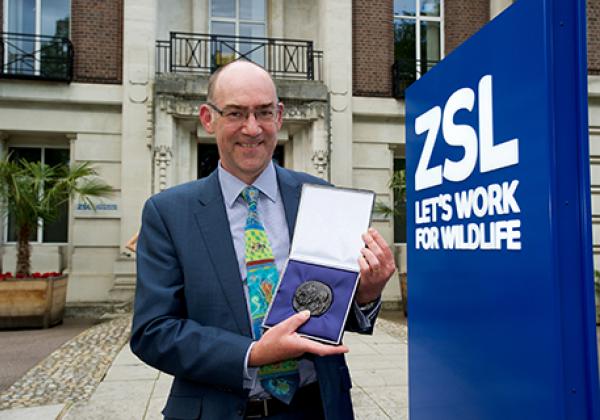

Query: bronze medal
[292,280,333,316]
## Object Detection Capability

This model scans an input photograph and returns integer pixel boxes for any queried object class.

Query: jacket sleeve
[130,197,253,393]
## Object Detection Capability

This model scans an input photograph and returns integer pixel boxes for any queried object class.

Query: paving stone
[0,404,65,420]
[371,342,407,356]
[347,354,407,371]
[385,406,409,420]
[111,346,143,367]
[143,397,167,420]
[103,364,159,382]
[351,369,403,388]
[362,385,408,409]
[89,379,155,402]
[344,340,377,356]
[350,388,378,408]
[150,373,173,399]
[354,405,391,420]
[63,397,146,420]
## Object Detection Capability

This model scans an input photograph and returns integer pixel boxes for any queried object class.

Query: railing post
[66,38,74,82]
[267,38,274,75]
[169,32,175,73]
[210,34,218,73]
[307,41,314,80]
[0,33,4,76]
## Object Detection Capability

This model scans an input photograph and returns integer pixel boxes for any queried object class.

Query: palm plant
[374,169,406,217]
[0,156,112,276]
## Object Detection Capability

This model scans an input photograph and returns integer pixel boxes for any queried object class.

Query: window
[209,0,266,66]
[393,0,443,92]
[6,146,70,244]
[4,0,71,78]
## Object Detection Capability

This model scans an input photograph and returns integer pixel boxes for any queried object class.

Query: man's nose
[241,113,262,136]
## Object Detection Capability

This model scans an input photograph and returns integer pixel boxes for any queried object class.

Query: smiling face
[199,61,283,185]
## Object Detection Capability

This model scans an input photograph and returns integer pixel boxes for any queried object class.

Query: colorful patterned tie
[242,186,299,404]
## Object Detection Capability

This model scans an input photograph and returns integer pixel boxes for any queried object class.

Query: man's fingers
[360,248,380,271]
[357,254,370,274]
[370,228,395,263]
[299,338,349,356]
[277,310,311,333]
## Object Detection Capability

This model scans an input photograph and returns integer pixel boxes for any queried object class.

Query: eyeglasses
[207,103,278,124]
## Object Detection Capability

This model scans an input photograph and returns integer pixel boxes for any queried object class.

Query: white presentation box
[263,184,375,344]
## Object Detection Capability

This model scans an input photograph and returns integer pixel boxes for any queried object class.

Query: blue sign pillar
[406,0,600,419]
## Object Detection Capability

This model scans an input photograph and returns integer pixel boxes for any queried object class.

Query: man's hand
[248,310,349,367]
[355,228,396,305]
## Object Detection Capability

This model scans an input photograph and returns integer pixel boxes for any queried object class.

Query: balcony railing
[392,58,439,98]
[156,32,323,81]
[0,32,73,83]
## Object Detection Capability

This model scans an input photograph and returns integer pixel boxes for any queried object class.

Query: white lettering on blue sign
[77,203,118,211]
[415,75,519,191]
[413,75,522,251]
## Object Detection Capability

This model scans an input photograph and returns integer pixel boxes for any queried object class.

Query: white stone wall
[0,82,123,302]
[283,0,320,45]
[352,97,407,304]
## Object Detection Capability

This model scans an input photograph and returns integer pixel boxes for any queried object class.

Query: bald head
[207,60,278,106]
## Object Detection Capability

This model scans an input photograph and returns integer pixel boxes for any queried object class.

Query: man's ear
[276,102,284,130]
[199,104,215,134]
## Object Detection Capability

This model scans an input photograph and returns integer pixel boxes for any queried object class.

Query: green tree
[0,157,112,276]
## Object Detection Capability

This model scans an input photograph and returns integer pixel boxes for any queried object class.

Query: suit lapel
[275,165,302,241]
[194,171,251,336]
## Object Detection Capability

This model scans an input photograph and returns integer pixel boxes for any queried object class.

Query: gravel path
[0,316,131,410]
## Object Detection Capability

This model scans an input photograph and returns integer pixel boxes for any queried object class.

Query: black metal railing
[0,32,73,82]
[392,58,438,98]
[156,32,323,81]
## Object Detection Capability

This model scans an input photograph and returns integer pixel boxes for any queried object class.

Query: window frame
[208,0,267,65]
[4,144,70,245]
[394,0,445,79]
[3,0,72,76]
[209,0,267,37]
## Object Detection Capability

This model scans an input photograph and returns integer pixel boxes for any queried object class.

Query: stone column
[111,0,156,302]
[318,0,353,186]
[66,133,78,275]
[193,0,209,34]
[270,1,284,38]
[120,0,156,251]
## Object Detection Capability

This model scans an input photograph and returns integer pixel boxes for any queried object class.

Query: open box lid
[289,184,375,272]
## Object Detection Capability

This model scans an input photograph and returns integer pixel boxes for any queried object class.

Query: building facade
[0,0,598,309]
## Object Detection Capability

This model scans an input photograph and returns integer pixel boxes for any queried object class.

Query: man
[131,60,396,419]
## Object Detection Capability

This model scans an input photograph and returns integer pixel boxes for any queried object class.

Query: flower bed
[0,272,62,280]
[0,273,68,329]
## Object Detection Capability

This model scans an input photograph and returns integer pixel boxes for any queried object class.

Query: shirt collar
[218,161,278,208]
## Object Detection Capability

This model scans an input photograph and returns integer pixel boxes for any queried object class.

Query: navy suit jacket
[131,165,372,419]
